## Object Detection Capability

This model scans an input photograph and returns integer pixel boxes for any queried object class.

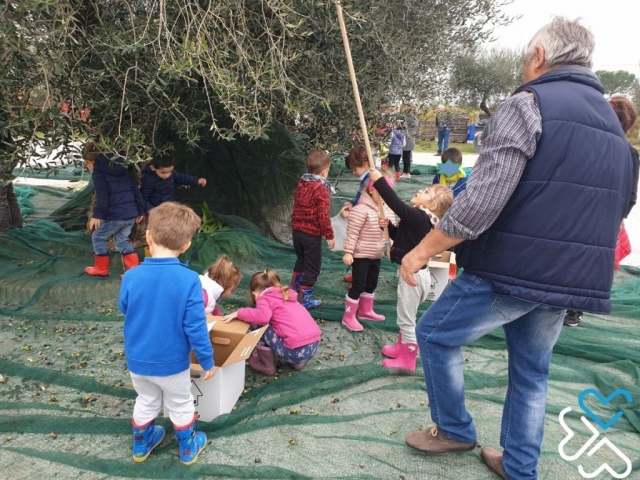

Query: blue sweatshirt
[119,257,214,376]
[140,163,199,213]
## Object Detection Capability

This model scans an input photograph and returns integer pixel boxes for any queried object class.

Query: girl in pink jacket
[341,176,393,332]
[223,270,321,375]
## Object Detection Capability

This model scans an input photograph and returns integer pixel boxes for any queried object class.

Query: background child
[84,143,145,277]
[119,202,213,465]
[371,169,454,372]
[290,150,335,310]
[140,154,207,214]
[223,269,321,375]
[340,146,371,219]
[388,120,405,181]
[200,254,242,315]
[432,147,467,197]
[341,176,393,332]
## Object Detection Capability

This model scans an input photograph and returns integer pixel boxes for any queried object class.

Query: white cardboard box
[164,316,267,422]
[426,251,456,302]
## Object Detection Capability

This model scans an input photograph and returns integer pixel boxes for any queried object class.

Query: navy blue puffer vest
[456,66,634,313]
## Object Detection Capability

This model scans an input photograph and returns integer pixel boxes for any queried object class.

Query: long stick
[334,1,374,170]
[334,0,390,252]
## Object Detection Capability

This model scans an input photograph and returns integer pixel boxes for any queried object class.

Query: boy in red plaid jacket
[290,150,335,309]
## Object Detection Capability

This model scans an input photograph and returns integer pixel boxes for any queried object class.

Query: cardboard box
[426,251,456,302]
[164,316,267,422]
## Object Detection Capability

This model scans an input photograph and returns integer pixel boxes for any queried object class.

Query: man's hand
[343,253,354,266]
[327,239,335,250]
[369,169,382,182]
[89,218,101,230]
[223,311,238,323]
[400,249,426,287]
[201,368,214,381]
[198,178,207,187]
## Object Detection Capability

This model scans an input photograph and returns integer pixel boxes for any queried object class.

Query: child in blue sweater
[140,154,207,214]
[119,202,214,466]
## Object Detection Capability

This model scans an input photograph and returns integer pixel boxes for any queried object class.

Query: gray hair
[526,17,595,68]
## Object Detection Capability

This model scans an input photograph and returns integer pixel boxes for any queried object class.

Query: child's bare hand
[135,215,144,224]
[340,208,350,219]
[327,239,335,250]
[378,216,388,228]
[198,178,207,187]
[223,311,238,323]
[343,253,354,266]
[89,218,101,230]
[201,368,214,381]
[369,169,382,182]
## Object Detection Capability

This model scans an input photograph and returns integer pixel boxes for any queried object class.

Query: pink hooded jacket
[236,286,322,349]
[343,189,386,259]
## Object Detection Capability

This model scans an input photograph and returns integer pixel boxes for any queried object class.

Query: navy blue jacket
[456,66,635,314]
[92,154,144,221]
[140,163,199,213]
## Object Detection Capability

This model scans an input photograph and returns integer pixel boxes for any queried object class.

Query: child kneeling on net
[371,168,453,372]
[341,174,394,332]
[199,254,242,316]
[223,270,321,375]
[119,202,214,466]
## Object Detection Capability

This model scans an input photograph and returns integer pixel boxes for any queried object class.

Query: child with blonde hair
[371,168,454,372]
[199,255,242,315]
[119,202,212,466]
[341,175,394,332]
[223,269,321,375]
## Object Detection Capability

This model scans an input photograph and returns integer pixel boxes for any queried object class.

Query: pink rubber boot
[357,292,385,321]
[248,345,276,375]
[381,333,403,358]
[341,296,363,332]
[382,342,418,373]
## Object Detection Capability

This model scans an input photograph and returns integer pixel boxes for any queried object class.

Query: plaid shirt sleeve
[438,91,542,240]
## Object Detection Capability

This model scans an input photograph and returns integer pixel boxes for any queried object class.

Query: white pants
[397,268,431,344]
[130,369,194,426]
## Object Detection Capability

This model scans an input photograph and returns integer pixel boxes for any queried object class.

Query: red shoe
[85,254,110,276]
[121,252,140,278]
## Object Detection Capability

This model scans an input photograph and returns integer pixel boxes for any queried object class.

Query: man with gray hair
[400,17,635,480]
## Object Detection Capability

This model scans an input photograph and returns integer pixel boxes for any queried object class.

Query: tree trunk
[480,94,492,117]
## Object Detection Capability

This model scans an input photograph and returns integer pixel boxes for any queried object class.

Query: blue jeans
[416,273,564,480]
[91,218,136,255]
[437,129,450,154]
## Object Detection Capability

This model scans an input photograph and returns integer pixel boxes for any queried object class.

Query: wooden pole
[334,0,390,253]
[334,0,374,171]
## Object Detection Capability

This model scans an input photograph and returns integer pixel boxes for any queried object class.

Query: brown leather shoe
[405,425,476,454]
[481,446,507,479]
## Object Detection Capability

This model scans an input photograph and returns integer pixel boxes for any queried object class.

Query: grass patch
[414,140,476,154]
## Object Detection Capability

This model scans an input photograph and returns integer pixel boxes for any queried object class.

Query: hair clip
[263,269,268,274]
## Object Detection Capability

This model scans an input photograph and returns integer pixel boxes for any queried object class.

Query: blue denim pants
[91,218,136,255]
[416,273,564,480]
[437,129,450,154]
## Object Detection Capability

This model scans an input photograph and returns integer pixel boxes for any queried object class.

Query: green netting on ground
[1,161,639,479]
